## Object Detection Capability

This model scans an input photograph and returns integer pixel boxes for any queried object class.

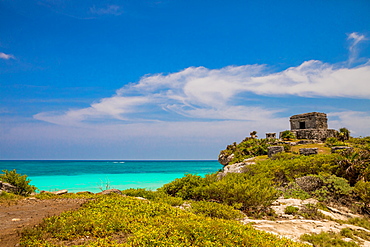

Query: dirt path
[0,197,88,247]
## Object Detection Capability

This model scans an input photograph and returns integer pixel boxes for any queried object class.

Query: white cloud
[34,96,150,125]
[34,59,370,126]
[33,32,369,129]
[329,111,370,136]
[90,5,122,16]
[347,32,368,65]
[0,52,15,60]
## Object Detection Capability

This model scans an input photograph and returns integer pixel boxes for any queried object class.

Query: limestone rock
[217,158,255,179]
[299,148,318,156]
[268,146,284,158]
[51,189,68,195]
[0,181,17,193]
[218,153,234,166]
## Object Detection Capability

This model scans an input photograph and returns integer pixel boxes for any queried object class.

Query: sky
[0,0,370,160]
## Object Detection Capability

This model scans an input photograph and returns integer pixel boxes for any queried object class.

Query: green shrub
[346,217,370,231]
[122,188,184,206]
[280,130,295,141]
[335,149,370,185]
[219,138,272,164]
[284,206,299,215]
[301,231,359,246]
[282,182,311,200]
[298,203,326,220]
[312,174,352,201]
[188,200,244,220]
[354,181,370,209]
[340,228,355,239]
[325,137,346,147]
[160,172,279,214]
[251,154,340,185]
[347,136,370,151]
[0,169,37,196]
[352,228,370,241]
[198,173,280,212]
[338,127,351,141]
[158,173,217,200]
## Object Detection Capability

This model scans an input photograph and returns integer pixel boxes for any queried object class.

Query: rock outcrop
[295,176,323,192]
[218,153,234,166]
[0,181,17,194]
[268,146,284,158]
[217,158,255,179]
[241,197,369,245]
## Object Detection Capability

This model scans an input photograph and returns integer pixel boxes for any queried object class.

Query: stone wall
[291,129,337,141]
[290,112,328,130]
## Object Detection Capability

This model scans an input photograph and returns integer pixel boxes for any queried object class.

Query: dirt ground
[0,197,88,247]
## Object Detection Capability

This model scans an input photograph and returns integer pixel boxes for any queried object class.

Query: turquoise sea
[0,160,221,193]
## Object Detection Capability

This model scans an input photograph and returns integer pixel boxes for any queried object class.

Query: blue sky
[1,0,369,160]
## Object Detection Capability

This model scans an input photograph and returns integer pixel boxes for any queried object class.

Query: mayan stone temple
[283,112,337,141]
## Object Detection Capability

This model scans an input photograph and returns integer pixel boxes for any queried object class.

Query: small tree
[0,169,37,196]
[338,128,350,141]
[280,130,295,141]
[250,131,258,139]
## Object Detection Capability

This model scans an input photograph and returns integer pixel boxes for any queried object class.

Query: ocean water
[0,160,221,193]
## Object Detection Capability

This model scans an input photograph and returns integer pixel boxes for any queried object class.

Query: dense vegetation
[2,135,370,246]
[19,194,306,246]
[0,169,37,196]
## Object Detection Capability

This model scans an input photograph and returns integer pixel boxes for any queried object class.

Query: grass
[301,231,359,247]
[290,143,331,155]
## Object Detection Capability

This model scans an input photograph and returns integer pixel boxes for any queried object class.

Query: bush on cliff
[219,138,271,164]
[160,172,279,213]
[0,169,37,196]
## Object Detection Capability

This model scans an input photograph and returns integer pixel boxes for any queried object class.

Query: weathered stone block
[295,176,323,192]
[268,146,284,158]
[331,146,354,153]
[266,133,276,139]
[299,148,318,156]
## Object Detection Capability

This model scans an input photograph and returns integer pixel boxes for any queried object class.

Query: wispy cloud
[329,111,370,135]
[34,59,370,126]
[34,33,370,128]
[347,32,368,65]
[0,52,15,60]
[90,5,123,16]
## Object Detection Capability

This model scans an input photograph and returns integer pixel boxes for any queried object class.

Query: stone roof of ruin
[290,112,327,119]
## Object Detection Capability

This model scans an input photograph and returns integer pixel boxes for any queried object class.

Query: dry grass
[290,143,331,155]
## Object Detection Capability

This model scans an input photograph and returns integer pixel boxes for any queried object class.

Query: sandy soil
[0,197,88,247]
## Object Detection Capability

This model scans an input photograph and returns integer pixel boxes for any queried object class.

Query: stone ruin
[266,133,276,139]
[280,112,337,142]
